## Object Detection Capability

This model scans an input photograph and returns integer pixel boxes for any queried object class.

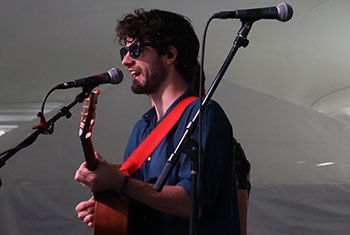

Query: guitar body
[94,165,129,235]
[94,193,129,235]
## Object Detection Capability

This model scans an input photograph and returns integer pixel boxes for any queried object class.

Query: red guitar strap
[119,96,198,176]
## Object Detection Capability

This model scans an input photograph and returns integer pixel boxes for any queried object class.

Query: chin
[131,85,151,94]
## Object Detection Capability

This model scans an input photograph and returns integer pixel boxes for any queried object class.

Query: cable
[41,87,57,115]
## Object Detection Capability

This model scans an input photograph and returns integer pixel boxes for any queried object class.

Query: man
[75,9,241,235]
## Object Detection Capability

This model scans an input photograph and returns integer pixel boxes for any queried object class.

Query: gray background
[0,0,349,234]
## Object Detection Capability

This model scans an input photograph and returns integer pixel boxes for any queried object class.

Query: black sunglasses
[120,41,153,61]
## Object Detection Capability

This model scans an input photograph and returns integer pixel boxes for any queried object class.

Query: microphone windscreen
[277,2,293,22]
[108,68,123,84]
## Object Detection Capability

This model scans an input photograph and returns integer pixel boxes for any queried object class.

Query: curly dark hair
[116,9,200,90]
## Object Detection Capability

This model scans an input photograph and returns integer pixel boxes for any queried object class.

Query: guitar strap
[119,96,198,176]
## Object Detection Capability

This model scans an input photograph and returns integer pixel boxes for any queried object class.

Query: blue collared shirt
[123,90,240,235]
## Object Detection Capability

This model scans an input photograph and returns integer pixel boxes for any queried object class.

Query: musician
[75,9,241,235]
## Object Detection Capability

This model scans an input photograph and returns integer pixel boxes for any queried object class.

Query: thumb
[94,152,109,164]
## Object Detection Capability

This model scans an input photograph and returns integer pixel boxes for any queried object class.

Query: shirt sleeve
[195,101,234,211]
[175,151,192,195]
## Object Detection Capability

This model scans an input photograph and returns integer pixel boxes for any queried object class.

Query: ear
[164,45,177,65]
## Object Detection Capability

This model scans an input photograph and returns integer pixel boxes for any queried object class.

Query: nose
[121,51,135,67]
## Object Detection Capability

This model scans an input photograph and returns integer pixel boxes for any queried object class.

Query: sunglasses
[120,41,153,61]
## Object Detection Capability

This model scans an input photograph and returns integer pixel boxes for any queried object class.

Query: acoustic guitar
[79,90,129,235]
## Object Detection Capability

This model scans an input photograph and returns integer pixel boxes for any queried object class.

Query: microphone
[55,68,123,89]
[213,2,293,22]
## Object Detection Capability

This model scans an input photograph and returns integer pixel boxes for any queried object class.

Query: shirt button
[147,157,151,161]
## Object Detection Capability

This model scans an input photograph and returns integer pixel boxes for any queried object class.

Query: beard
[131,61,167,95]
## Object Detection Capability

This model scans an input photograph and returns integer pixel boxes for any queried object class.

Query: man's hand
[74,152,124,192]
[74,152,193,219]
[75,196,95,227]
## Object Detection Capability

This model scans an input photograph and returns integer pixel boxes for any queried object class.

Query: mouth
[130,69,142,79]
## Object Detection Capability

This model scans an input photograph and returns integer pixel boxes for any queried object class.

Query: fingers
[75,155,117,192]
[74,162,94,191]
[75,197,95,212]
[75,198,95,227]
[77,205,95,220]
[84,214,95,228]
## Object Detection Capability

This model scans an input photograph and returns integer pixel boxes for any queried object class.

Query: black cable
[190,15,215,235]
[198,15,215,187]
[41,87,57,115]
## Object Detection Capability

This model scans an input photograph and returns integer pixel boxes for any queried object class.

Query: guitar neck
[80,137,98,171]
[79,90,100,171]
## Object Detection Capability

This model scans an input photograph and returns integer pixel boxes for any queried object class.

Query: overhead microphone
[213,2,293,22]
[55,68,123,89]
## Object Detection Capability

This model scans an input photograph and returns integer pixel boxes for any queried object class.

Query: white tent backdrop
[1,0,350,234]
[1,81,350,234]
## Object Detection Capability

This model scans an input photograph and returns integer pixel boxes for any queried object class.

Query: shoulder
[184,99,232,127]
[186,98,227,114]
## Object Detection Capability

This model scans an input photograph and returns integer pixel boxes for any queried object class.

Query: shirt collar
[141,89,197,123]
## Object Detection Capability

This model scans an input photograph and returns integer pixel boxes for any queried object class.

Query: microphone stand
[0,86,95,187]
[153,19,255,235]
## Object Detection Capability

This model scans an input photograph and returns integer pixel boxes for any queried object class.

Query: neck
[150,73,189,122]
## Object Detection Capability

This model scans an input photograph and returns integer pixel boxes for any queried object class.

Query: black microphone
[55,68,123,89]
[213,2,293,22]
